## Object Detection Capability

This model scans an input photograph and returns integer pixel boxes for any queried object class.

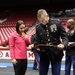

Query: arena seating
[0,26,36,46]
[1,12,75,46]
[0,12,37,28]
[0,12,37,46]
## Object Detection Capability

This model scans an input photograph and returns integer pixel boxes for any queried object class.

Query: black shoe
[33,68,38,70]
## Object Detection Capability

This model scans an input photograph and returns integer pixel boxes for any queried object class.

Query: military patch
[50,24,57,32]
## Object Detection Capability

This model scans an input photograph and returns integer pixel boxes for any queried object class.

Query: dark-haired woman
[9,20,34,75]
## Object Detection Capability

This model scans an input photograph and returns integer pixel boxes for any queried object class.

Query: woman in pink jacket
[9,20,34,75]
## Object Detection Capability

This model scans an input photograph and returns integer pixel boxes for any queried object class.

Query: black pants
[13,59,27,75]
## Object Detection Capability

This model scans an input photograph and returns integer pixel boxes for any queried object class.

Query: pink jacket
[9,31,31,59]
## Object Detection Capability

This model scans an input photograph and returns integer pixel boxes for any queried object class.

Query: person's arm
[22,33,31,46]
[34,26,41,46]
[31,35,34,44]
[9,34,15,59]
[25,34,34,50]
[57,22,68,48]
[25,36,31,46]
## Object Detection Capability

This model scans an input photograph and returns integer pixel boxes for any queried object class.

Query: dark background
[0,0,75,11]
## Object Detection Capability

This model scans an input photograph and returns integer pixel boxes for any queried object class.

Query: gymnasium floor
[0,59,73,75]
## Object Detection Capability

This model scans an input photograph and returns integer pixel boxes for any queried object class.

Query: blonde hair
[37,9,48,18]
[67,19,75,25]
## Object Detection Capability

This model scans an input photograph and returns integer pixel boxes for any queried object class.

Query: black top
[66,27,75,55]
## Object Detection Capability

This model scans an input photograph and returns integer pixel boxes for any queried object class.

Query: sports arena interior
[0,0,75,75]
[0,0,75,46]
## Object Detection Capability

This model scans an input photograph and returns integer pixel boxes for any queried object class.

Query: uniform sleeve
[58,22,68,46]
[31,34,37,44]
[9,34,15,59]
[31,35,34,44]
[34,26,41,45]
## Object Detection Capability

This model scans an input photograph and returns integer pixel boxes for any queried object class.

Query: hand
[28,44,34,49]
[68,43,70,46]
[57,44,64,49]
[12,59,18,65]
[21,32,27,38]
[27,47,32,50]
